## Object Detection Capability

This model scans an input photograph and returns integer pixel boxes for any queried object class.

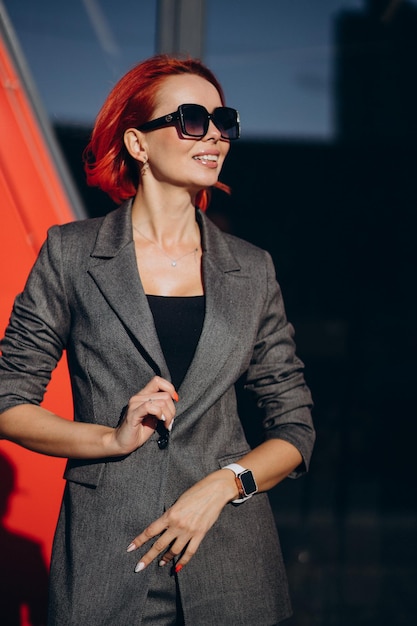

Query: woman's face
[141,74,231,192]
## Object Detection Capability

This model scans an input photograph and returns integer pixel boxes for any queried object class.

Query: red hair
[84,54,231,208]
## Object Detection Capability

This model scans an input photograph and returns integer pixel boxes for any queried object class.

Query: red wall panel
[0,30,78,625]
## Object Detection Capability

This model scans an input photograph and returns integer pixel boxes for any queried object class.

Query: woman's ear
[123,128,147,162]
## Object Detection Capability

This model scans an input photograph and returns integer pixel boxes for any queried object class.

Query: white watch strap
[223,463,252,504]
[223,463,246,475]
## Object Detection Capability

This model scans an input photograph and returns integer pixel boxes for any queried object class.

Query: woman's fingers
[126,518,180,571]
[140,375,179,402]
[128,530,198,574]
[158,537,197,571]
[138,400,167,427]
[129,376,179,431]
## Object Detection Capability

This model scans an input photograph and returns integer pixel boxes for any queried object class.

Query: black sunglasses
[138,103,240,140]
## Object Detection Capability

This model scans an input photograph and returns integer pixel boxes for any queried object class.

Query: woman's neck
[131,186,199,246]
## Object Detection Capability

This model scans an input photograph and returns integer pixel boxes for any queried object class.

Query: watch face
[240,470,257,496]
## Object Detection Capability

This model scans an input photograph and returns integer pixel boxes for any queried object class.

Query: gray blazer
[0,201,314,625]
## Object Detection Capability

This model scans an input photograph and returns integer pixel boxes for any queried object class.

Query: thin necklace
[133,225,200,267]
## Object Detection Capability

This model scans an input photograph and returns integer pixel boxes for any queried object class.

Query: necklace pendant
[171,261,177,267]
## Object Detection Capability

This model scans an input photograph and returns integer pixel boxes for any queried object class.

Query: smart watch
[223,463,258,504]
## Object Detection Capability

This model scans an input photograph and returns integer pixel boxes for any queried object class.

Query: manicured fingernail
[126,542,136,552]
[173,391,179,402]
[159,560,167,567]
[160,413,166,422]
[167,418,174,432]
[174,563,183,574]
[135,561,145,573]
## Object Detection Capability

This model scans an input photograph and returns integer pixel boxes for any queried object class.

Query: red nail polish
[174,563,183,574]
[173,391,179,402]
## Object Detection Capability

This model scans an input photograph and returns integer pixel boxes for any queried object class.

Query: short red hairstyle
[84,54,230,209]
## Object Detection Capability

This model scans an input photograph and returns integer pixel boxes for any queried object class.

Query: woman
[0,55,314,625]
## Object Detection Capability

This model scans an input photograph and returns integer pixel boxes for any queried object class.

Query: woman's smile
[192,151,220,168]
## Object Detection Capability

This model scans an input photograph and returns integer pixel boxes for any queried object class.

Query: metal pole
[156,0,205,59]
[0,1,86,219]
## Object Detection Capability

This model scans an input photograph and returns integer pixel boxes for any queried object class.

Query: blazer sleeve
[0,226,70,413]
[244,251,315,476]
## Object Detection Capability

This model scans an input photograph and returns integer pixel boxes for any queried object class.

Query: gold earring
[141,156,149,175]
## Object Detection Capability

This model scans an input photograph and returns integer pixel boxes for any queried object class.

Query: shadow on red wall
[0,451,48,626]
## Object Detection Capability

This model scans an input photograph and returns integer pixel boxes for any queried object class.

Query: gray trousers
[142,562,184,625]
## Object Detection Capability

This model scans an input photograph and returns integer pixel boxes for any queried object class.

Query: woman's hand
[109,376,178,455]
[0,375,178,459]
[126,469,238,573]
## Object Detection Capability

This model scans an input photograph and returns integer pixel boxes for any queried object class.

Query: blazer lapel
[87,201,169,379]
[176,211,247,412]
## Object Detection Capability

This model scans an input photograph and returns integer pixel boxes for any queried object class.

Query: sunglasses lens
[182,105,207,137]
[214,108,240,140]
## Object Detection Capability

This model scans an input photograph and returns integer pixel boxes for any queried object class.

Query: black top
[147,295,205,390]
